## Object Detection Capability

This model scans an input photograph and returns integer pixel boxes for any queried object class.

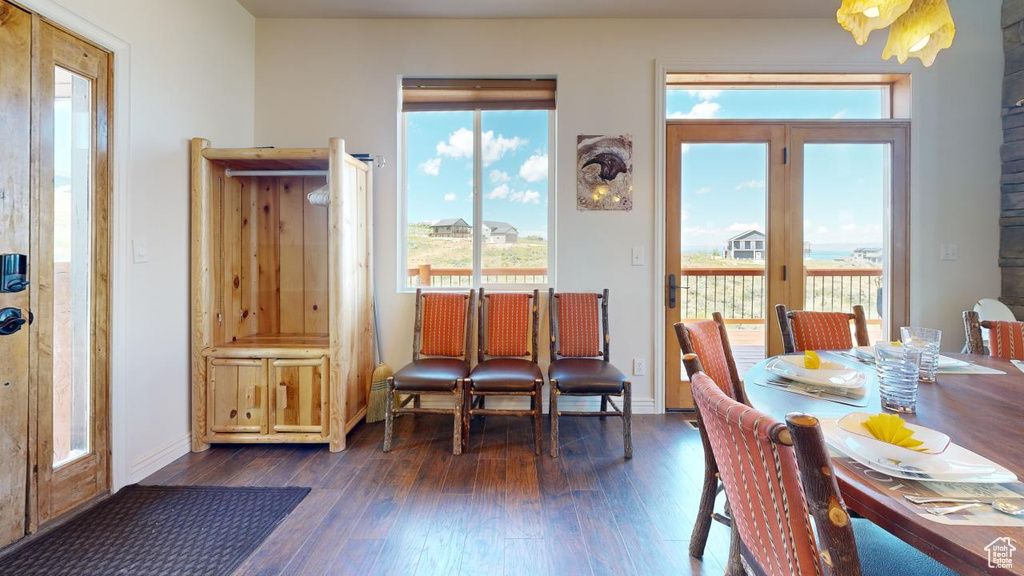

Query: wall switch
[631,246,645,266]
[132,240,149,264]
[940,243,958,261]
[632,358,647,376]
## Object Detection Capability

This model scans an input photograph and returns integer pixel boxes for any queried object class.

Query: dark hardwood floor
[142,414,730,575]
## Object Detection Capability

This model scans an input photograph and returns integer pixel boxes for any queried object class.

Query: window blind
[401,78,556,112]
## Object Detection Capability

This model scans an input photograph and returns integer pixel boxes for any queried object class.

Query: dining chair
[384,289,475,455]
[465,289,543,454]
[673,314,744,572]
[687,359,956,576]
[964,310,1024,360]
[776,304,870,353]
[548,289,632,459]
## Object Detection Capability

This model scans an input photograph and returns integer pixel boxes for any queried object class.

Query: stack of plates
[821,413,1017,483]
[765,355,867,396]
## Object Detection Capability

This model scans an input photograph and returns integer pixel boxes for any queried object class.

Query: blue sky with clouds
[406,109,549,238]
[668,88,887,253]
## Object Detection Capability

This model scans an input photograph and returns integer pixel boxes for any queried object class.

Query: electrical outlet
[632,358,647,376]
[940,243,958,261]
[631,246,645,266]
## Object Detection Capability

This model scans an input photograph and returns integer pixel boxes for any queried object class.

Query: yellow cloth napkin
[861,413,924,451]
[804,350,821,370]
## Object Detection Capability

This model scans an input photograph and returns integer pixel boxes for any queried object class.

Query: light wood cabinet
[191,140,374,452]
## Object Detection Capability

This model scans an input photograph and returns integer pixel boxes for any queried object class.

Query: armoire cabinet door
[271,357,328,434]
[207,358,266,434]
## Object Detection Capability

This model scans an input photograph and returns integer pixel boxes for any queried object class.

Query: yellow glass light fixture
[837,0,914,45]
[882,0,956,67]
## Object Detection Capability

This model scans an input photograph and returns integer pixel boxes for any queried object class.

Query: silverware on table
[904,495,1024,516]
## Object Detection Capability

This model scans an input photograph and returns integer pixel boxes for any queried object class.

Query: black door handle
[668,274,678,309]
[0,308,26,336]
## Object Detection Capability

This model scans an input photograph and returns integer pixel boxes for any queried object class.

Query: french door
[0,1,111,546]
[665,121,908,410]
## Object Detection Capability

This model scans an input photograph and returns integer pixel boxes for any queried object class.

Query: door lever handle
[0,308,26,336]
[668,274,678,309]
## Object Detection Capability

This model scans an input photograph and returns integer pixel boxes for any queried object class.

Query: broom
[365,232,391,422]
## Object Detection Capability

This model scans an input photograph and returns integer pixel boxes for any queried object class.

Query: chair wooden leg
[550,382,559,458]
[413,393,421,418]
[383,377,395,452]
[600,395,608,421]
[725,500,743,576]
[453,380,464,455]
[461,381,471,453]
[533,380,543,455]
[689,470,718,559]
[623,381,633,459]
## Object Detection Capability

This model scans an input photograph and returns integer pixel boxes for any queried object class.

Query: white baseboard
[128,433,192,484]
[416,395,656,414]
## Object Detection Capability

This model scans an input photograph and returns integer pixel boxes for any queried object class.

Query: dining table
[744,351,1024,576]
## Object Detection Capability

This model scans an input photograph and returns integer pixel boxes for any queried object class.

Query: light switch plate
[940,243,958,261]
[132,240,149,264]
[631,246,645,266]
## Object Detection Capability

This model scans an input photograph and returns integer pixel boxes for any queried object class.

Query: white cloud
[816,226,829,234]
[687,89,722,101]
[695,187,712,195]
[728,222,761,232]
[832,109,849,119]
[519,154,548,183]
[510,190,541,204]
[735,180,765,191]
[488,184,511,199]
[669,101,722,119]
[489,170,510,184]
[681,208,690,221]
[436,128,474,159]
[418,157,441,176]
[842,223,857,231]
[436,128,527,166]
[443,193,457,202]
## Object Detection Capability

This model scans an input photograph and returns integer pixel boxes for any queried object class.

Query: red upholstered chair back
[987,320,1024,360]
[417,291,473,360]
[479,290,538,361]
[790,311,854,351]
[677,319,740,401]
[690,372,822,576]
[551,290,608,359]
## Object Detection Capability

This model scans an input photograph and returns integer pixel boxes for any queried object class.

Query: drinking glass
[901,327,942,383]
[874,343,922,413]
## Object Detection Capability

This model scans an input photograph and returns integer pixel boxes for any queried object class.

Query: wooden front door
[31,20,112,526]
[0,0,33,549]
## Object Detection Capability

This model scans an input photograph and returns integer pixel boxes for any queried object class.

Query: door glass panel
[802,144,889,344]
[678,143,768,378]
[53,66,91,467]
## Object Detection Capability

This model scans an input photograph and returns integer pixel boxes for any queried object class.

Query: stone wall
[1004,1,1024,317]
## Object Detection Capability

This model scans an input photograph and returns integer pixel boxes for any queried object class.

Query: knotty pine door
[0,2,112,546]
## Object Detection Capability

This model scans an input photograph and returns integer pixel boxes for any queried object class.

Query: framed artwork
[576,134,633,211]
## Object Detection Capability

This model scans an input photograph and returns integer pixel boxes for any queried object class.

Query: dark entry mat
[0,484,310,576]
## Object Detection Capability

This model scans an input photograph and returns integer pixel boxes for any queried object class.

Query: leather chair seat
[549,358,626,394]
[392,358,469,392]
[470,358,543,392]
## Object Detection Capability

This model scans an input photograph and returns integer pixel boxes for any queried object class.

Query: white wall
[253,1,1003,413]
[39,0,256,483]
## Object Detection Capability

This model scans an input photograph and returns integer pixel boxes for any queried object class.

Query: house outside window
[401,78,555,289]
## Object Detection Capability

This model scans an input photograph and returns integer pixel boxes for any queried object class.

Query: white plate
[853,346,969,368]
[766,356,866,390]
[821,419,1015,483]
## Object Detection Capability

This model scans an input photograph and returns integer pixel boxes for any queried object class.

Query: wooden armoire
[190,138,373,452]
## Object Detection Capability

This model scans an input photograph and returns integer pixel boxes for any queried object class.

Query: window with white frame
[401,78,555,289]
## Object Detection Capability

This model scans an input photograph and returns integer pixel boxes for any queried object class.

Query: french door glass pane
[679,143,768,377]
[53,66,92,467]
[802,144,889,344]
[404,111,474,288]
[481,110,549,285]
